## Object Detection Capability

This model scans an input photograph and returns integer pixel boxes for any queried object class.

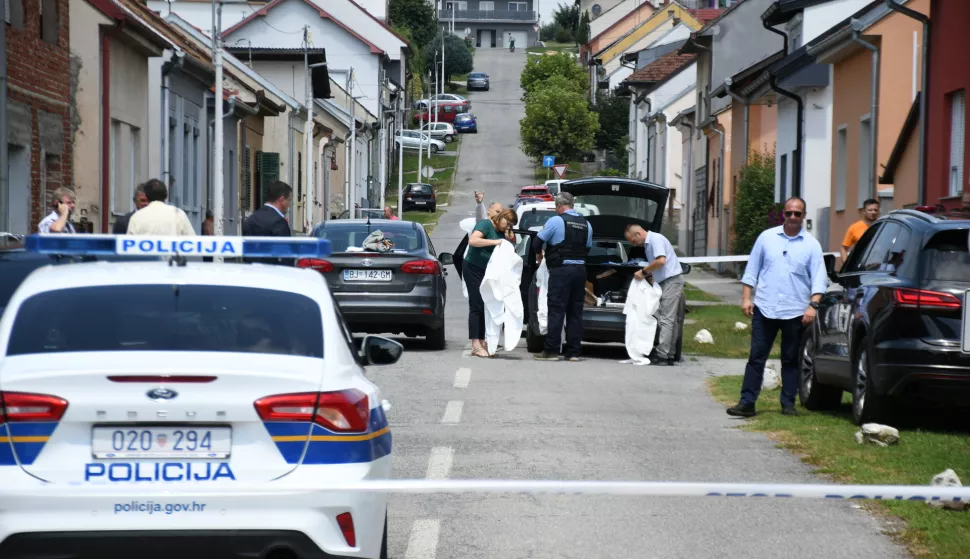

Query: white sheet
[622,278,663,365]
[480,240,524,355]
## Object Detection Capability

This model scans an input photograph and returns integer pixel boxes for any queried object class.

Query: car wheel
[431,144,440,154]
[798,329,842,410]
[444,135,454,143]
[427,322,446,350]
[851,344,890,425]
[431,205,437,213]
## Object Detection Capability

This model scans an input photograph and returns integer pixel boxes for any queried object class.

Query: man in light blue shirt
[624,224,684,366]
[727,197,828,418]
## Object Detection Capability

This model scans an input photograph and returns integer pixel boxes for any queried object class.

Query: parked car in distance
[420,122,457,143]
[335,208,385,220]
[454,113,478,133]
[800,208,970,425]
[467,72,490,91]
[402,183,437,213]
[419,93,470,110]
[515,185,553,203]
[304,219,454,349]
[544,179,566,195]
[413,101,468,125]
[395,129,445,153]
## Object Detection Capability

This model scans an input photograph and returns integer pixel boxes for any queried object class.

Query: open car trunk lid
[559,177,669,238]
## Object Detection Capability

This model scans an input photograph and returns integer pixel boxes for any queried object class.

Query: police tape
[3,480,969,503]
[678,252,840,264]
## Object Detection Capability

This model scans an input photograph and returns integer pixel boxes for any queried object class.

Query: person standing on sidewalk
[840,198,880,262]
[727,197,827,418]
[127,179,195,236]
[624,224,684,366]
[533,192,592,362]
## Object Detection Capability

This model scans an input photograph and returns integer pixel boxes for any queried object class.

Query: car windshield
[521,188,547,196]
[6,285,323,357]
[314,222,425,253]
[470,73,486,78]
[920,228,970,281]
[409,184,431,193]
[571,194,657,222]
[519,209,556,230]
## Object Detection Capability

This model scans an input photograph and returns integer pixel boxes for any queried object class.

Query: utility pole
[397,95,404,220]
[212,0,225,236]
[303,26,314,233]
[344,70,352,217]
[427,50,435,161]
[349,68,356,218]
[378,67,387,211]
[0,0,8,232]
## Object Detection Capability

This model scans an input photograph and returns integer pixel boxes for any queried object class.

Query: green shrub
[732,147,777,257]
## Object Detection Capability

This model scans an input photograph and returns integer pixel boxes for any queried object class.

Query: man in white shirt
[126,179,195,236]
[38,187,77,234]
[625,224,685,366]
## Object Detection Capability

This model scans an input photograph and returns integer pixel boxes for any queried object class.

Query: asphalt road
[368,48,907,559]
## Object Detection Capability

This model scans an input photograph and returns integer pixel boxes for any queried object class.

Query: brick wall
[6,0,73,231]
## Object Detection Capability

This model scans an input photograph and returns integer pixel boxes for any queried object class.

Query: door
[505,30,527,48]
[692,166,708,256]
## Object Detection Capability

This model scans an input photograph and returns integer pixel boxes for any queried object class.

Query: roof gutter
[885,0,928,206]
[762,17,802,198]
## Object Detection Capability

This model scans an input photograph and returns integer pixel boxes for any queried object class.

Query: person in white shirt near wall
[624,224,684,366]
[37,187,78,234]
[126,179,195,236]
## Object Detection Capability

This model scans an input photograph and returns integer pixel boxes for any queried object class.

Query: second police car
[0,234,400,559]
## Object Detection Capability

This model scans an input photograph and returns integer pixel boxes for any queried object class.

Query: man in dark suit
[242,180,293,264]
[112,183,149,234]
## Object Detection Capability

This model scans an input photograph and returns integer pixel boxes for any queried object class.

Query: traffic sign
[533,24,540,32]
[421,165,435,179]
[542,155,555,167]
[553,164,568,179]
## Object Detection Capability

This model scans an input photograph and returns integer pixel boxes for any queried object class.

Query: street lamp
[211,0,247,238]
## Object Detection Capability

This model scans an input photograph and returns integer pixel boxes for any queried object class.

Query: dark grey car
[467,72,489,91]
[305,219,453,349]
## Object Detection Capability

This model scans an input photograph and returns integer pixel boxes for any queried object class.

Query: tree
[520,52,586,95]
[425,32,473,84]
[520,85,599,161]
[551,2,579,39]
[524,74,586,100]
[732,147,778,257]
[590,90,629,152]
[576,10,591,45]
[388,0,438,52]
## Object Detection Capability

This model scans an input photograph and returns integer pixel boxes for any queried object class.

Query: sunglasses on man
[784,210,803,218]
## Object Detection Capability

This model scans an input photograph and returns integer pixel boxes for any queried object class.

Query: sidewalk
[685,266,743,306]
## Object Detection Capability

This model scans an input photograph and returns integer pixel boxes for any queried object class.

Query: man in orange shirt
[840,198,880,262]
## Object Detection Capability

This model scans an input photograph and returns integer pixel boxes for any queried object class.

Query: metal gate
[692,166,708,256]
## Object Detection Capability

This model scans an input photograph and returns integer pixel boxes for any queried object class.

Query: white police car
[0,234,400,559]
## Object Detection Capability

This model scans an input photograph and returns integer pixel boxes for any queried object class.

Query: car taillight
[0,392,69,422]
[336,512,356,547]
[297,258,334,272]
[401,259,440,274]
[892,288,961,309]
[254,389,369,433]
[431,192,436,199]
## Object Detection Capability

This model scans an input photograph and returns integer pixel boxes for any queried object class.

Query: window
[921,228,970,282]
[835,126,847,211]
[885,226,912,276]
[40,0,58,44]
[313,222,425,253]
[949,90,965,197]
[780,153,788,199]
[859,221,900,271]
[6,286,325,358]
[111,123,141,217]
[843,222,882,273]
[508,1,526,10]
[859,116,872,206]
[480,1,494,10]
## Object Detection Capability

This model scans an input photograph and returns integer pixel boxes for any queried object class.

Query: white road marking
[425,446,454,480]
[405,519,441,559]
[453,367,471,388]
[441,401,464,424]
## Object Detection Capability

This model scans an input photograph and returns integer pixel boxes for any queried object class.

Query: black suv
[800,209,970,424]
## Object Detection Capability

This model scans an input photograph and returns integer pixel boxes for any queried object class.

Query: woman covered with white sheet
[464,209,519,358]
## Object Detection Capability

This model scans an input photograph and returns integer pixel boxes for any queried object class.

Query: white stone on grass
[762,364,780,391]
[694,329,714,344]
[929,469,969,511]
[854,423,899,447]
[734,321,748,331]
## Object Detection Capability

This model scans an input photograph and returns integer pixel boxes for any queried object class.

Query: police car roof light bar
[24,234,333,259]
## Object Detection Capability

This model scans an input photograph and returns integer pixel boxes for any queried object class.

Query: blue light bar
[24,234,332,259]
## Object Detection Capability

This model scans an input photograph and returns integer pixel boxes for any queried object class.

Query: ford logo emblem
[147,388,178,401]
[361,259,374,267]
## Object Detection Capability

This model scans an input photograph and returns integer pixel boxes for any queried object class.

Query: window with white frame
[109,120,142,217]
[949,89,965,197]
[480,1,494,10]
[859,116,872,207]
[508,2,526,10]
[835,126,847,211]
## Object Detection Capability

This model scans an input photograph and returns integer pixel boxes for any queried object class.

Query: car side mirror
[680,262,691,275]
[438,252,454,265]
[360,335,403,366]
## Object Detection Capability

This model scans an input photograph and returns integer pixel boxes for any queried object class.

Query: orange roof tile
[624,52,696,84]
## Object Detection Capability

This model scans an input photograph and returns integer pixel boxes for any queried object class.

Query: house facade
[438,0,539,49]
[3,0,73,234]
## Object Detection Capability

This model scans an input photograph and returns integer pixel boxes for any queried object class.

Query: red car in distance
[516,186,554,203]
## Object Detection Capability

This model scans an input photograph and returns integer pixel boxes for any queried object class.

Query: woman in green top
[465,209,518,357]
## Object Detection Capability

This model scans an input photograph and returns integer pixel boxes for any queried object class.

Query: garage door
[504,30,527,48]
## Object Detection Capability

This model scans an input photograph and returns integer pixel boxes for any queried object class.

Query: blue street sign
[542,155,555,168]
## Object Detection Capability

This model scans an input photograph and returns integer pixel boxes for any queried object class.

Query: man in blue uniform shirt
[727,197,828,417]
[533,192,593,362]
